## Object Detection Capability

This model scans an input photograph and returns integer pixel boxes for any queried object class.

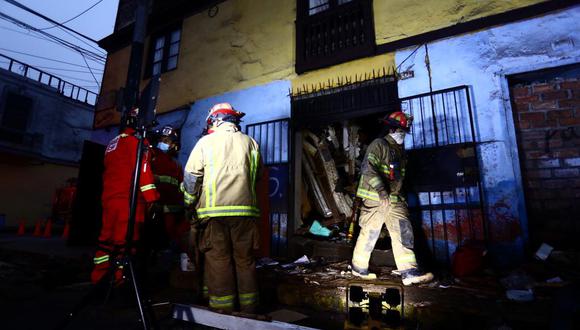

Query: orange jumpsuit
[91,128,159,284]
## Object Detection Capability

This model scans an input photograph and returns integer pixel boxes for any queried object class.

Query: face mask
[157,142,170,152]
[389,132,406,145]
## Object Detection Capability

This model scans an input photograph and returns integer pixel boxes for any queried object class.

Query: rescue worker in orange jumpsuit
[91,111,160,285]
[150,125,189,253]
[183,102,262,312]
[51,177,77,224]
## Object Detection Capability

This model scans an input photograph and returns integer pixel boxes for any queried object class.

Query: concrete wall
[373,0,547,44]
[0,70,95,162]
[95,0,296,128]
[95,0,546,128]
[0,69,94,227]
[395,6,580,266]
[91,80,291,166]
[177,80,291,165]
[0,160,78,228]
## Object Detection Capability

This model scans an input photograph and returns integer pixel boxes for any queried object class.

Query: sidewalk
[0,232,93,260]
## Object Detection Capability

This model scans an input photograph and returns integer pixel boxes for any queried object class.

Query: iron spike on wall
[289,67,396,97]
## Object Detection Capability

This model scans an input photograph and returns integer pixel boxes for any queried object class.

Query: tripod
[55,127,158,330]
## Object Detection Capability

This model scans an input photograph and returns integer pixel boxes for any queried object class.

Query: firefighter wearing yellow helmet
[183,102,261,312]
[352,111,434,286]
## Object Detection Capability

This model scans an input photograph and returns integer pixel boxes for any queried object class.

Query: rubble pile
[299,118,381,239]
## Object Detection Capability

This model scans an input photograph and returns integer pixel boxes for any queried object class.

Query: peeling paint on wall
[395,6,580,265]
[374,0,547,44]
[177,80,291,166]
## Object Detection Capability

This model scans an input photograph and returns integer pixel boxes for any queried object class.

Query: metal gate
[246,119,291,256]
[401,86,487,264]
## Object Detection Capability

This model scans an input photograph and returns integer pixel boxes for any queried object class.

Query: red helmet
[382,111,412,132]
[206,102,245,125]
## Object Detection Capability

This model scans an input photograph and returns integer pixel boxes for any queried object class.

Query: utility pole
[120,0,149,130]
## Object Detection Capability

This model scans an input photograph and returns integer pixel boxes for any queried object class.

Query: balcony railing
[0,53,98,106]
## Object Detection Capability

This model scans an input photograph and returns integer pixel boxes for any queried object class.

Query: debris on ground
[505,288,534,302]
[535,243,554,261]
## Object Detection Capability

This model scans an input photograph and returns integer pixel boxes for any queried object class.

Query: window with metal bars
[246,119,291,256]
[146,26,181,77]
[296,0,375,73]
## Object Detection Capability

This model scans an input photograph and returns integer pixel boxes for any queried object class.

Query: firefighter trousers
[352,199,418,272]
[91,198,145,284]
[201,216,259,312]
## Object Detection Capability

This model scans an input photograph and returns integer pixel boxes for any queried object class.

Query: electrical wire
[81,52,101,88]
[0,23,105,58]
[26,63,102,73]
[0,12,105,63]
[3,0,100,44]
[41,70,100,83]
[55,24,107,56]
[396,44,423,71]
[0,47,103,70]
[39,0,103,30]
[0,13,106,62]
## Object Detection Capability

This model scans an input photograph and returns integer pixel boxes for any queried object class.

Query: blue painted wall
[177,80,291,165]
[395,6,580,266]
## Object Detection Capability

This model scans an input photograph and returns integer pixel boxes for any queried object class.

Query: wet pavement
[1,232,579,329]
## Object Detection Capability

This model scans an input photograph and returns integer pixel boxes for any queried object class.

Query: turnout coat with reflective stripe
[356,135,406,202]
[102,128,159,203]
[184,128,261,218]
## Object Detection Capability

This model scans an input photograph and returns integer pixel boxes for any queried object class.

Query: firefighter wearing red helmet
[183,102,261,312]
[351,111,434,286]
[91,107,160,285]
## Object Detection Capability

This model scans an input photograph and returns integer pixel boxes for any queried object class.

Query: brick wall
[511,77,580,248]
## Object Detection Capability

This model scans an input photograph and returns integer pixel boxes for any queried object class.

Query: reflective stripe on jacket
[184,127,261,218]
[356,135,406,202]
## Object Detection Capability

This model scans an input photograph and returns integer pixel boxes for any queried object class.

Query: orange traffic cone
[61,222,70,239]
[32,219,43,237]
[43,218,53,238]
[17,219,26,236]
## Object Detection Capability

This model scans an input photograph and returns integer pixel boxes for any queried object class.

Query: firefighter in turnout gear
[183,102,262,312]
[149,125,189,252]
[91,109,160,285]
[351,111,434,286]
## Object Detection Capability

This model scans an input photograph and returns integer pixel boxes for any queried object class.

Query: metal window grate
[291,70,398,125]
[246,119,290,165]
[247,119,291,256]
[401,86,487,264]
[296,0,375,73]
[402,86,476,149]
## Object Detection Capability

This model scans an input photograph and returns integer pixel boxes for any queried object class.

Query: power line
[0,23,105,57]
[39,0,103,30]
[41,70,100,83]
[0,47,104,70]
[0,12,106,62]
[3,0,100,44]
[81,52,101,89]
[32,64,103,73]
[54,23,107,56]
